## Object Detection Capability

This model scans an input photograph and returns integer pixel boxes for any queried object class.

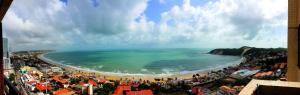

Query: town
[3,46,288,95]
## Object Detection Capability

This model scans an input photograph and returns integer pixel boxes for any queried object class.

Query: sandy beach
[38,53,239,82]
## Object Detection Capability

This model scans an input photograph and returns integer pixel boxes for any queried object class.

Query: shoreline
[38,52,241,81]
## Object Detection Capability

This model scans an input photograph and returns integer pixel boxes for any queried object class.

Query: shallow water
[43,48,241,75]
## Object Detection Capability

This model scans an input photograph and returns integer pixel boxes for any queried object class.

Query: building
[53,89,74,95]
[3,38,12,70]
[51,67,62,73]
[126,90,153,95]
[88,84,93,95]
[112,86,131,95]
[230,69,260,79]
[36,82,53,92]
[239,79,300,95]
[288,0,300,82]
[21,66,43,79]
[239,0,300,94]
[20,74,35,84]
[52,76,68,84]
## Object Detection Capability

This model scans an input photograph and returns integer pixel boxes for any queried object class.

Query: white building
[88,84,93,95]
[231,69,260,79]
[3,38,12,70]
[20,74,35,83]
[51,67,62,73]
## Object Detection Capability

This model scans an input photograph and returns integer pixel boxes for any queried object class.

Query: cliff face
[208,46,287,56]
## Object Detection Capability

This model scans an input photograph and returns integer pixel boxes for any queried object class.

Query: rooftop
[126,90,153,95]
[52,76,67,84]
[53,89,74,95]
[239,79,300,95]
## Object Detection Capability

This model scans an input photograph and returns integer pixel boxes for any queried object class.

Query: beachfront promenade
[8,48,287,95]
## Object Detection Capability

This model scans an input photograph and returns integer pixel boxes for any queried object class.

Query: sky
[3,0,287,51]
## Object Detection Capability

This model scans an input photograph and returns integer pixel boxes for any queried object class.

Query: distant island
[208,46,287,56]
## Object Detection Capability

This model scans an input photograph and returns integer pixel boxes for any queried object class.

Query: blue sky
[144,0,213,23]
[144,0,182,23]
[2,0,287,51]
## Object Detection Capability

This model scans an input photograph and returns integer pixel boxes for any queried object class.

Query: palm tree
[196,73,200,79]
[102,83,114,93]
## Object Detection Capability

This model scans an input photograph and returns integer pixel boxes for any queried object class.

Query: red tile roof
[36,83,46,91]
[113,86,131,95]
[36,83,53,91]
[120,82,127,85]
[97,78,107,83]
[192,87,198,94]
[273,63,280,69]
[126,90,153,95]
[26,80,36,85]
[79,81,85,85]
[279,63,287,69]
[54,89,72,95]
[127,81,133,85]
[133,84,139,87]
[254,71,273,77]
[52,76,67,84]
[88,79,97,86]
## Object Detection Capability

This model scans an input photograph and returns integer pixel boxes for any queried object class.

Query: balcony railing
[4,77,21,95]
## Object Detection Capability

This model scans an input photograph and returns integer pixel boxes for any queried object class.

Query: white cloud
[3,1,70,51]
[2,0,287,51]
[155,0,287,48]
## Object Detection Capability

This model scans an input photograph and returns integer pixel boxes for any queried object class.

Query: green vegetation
[209,48,244,56]
[102,83,115,93]
[70,78,80,84]
[209,46,287,56]
[9,73,16,81]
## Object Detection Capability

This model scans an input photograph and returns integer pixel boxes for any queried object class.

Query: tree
[9,73,15,81]
[70,78,80,84]
[83,78,89,83]
[113,81,120,88]
[102,83,115,93]
[138,83,150,90]
[94,87,109,95]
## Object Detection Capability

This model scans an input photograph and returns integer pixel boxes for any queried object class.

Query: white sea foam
[98,65,103,69]
[141,69,148,72]
[38,52,242,77]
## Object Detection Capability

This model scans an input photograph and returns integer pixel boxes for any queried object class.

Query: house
[36,82,53,92]
[126,90,153,95]
[52,76,69,88]
[231,69,260,79]
[51,67,62,73]
[88,79,97,86]
[112,86,131,95]
[53,89,75,95]
[52,76,68,84]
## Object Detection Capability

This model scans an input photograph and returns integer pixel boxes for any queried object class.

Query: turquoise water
[43,48,241,75]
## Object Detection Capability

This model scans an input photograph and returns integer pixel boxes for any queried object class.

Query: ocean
[42,48,241,75]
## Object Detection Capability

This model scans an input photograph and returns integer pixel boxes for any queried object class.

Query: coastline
[38,52,241,81]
